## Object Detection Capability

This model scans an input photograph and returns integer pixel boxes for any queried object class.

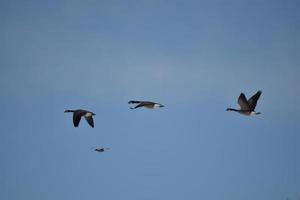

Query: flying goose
[226,91,262,116]
[64,109,96,127]
[128,100,164,109]
[94,148,110,152]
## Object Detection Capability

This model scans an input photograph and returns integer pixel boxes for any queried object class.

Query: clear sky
[1,0,300,200]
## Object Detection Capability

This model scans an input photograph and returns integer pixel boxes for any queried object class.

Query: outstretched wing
[248,91,262,111]
[85,116,94,128]
[238,93,250,111]
[73,113,82,127]
[128,100,141,104]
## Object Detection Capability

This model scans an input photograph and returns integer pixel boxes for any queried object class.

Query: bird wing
[73,112,82,127]
[128,100,141,104]
[238,93,250,110]
[129,101,155,105]
[248,91,262,110]
[129,101,155,109]
[85,116,94,128]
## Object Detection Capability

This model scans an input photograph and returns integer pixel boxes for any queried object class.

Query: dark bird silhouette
[94,148,110,152]
[128,100,164,109]
[64,109,96,127]
[226,91,262,116]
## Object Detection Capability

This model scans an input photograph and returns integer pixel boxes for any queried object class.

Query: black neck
[226,108,239,112]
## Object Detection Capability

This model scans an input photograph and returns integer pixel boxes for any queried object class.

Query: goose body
[94,148,110,152]
[64,109,96,127]
[128,100,164,109]
[226,91,262,116]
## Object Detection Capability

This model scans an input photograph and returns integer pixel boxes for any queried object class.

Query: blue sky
[1,0,300,200]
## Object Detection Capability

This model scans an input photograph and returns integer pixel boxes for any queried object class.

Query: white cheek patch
[85,113,92,117]
[153,104,160,108]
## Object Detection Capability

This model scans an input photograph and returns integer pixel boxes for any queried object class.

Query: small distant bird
[226,91,262,116]
[64,109,96,128]
[128,100,164,109]
[94,148,110,152]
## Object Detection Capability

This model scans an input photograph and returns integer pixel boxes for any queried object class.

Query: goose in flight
[64,109,96,127]
[94,148,110,152]
[226,91,262,116]
[128,100,164,109]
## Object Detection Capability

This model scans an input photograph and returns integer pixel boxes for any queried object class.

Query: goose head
[154,103,164,108]
[250,111,261,115]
